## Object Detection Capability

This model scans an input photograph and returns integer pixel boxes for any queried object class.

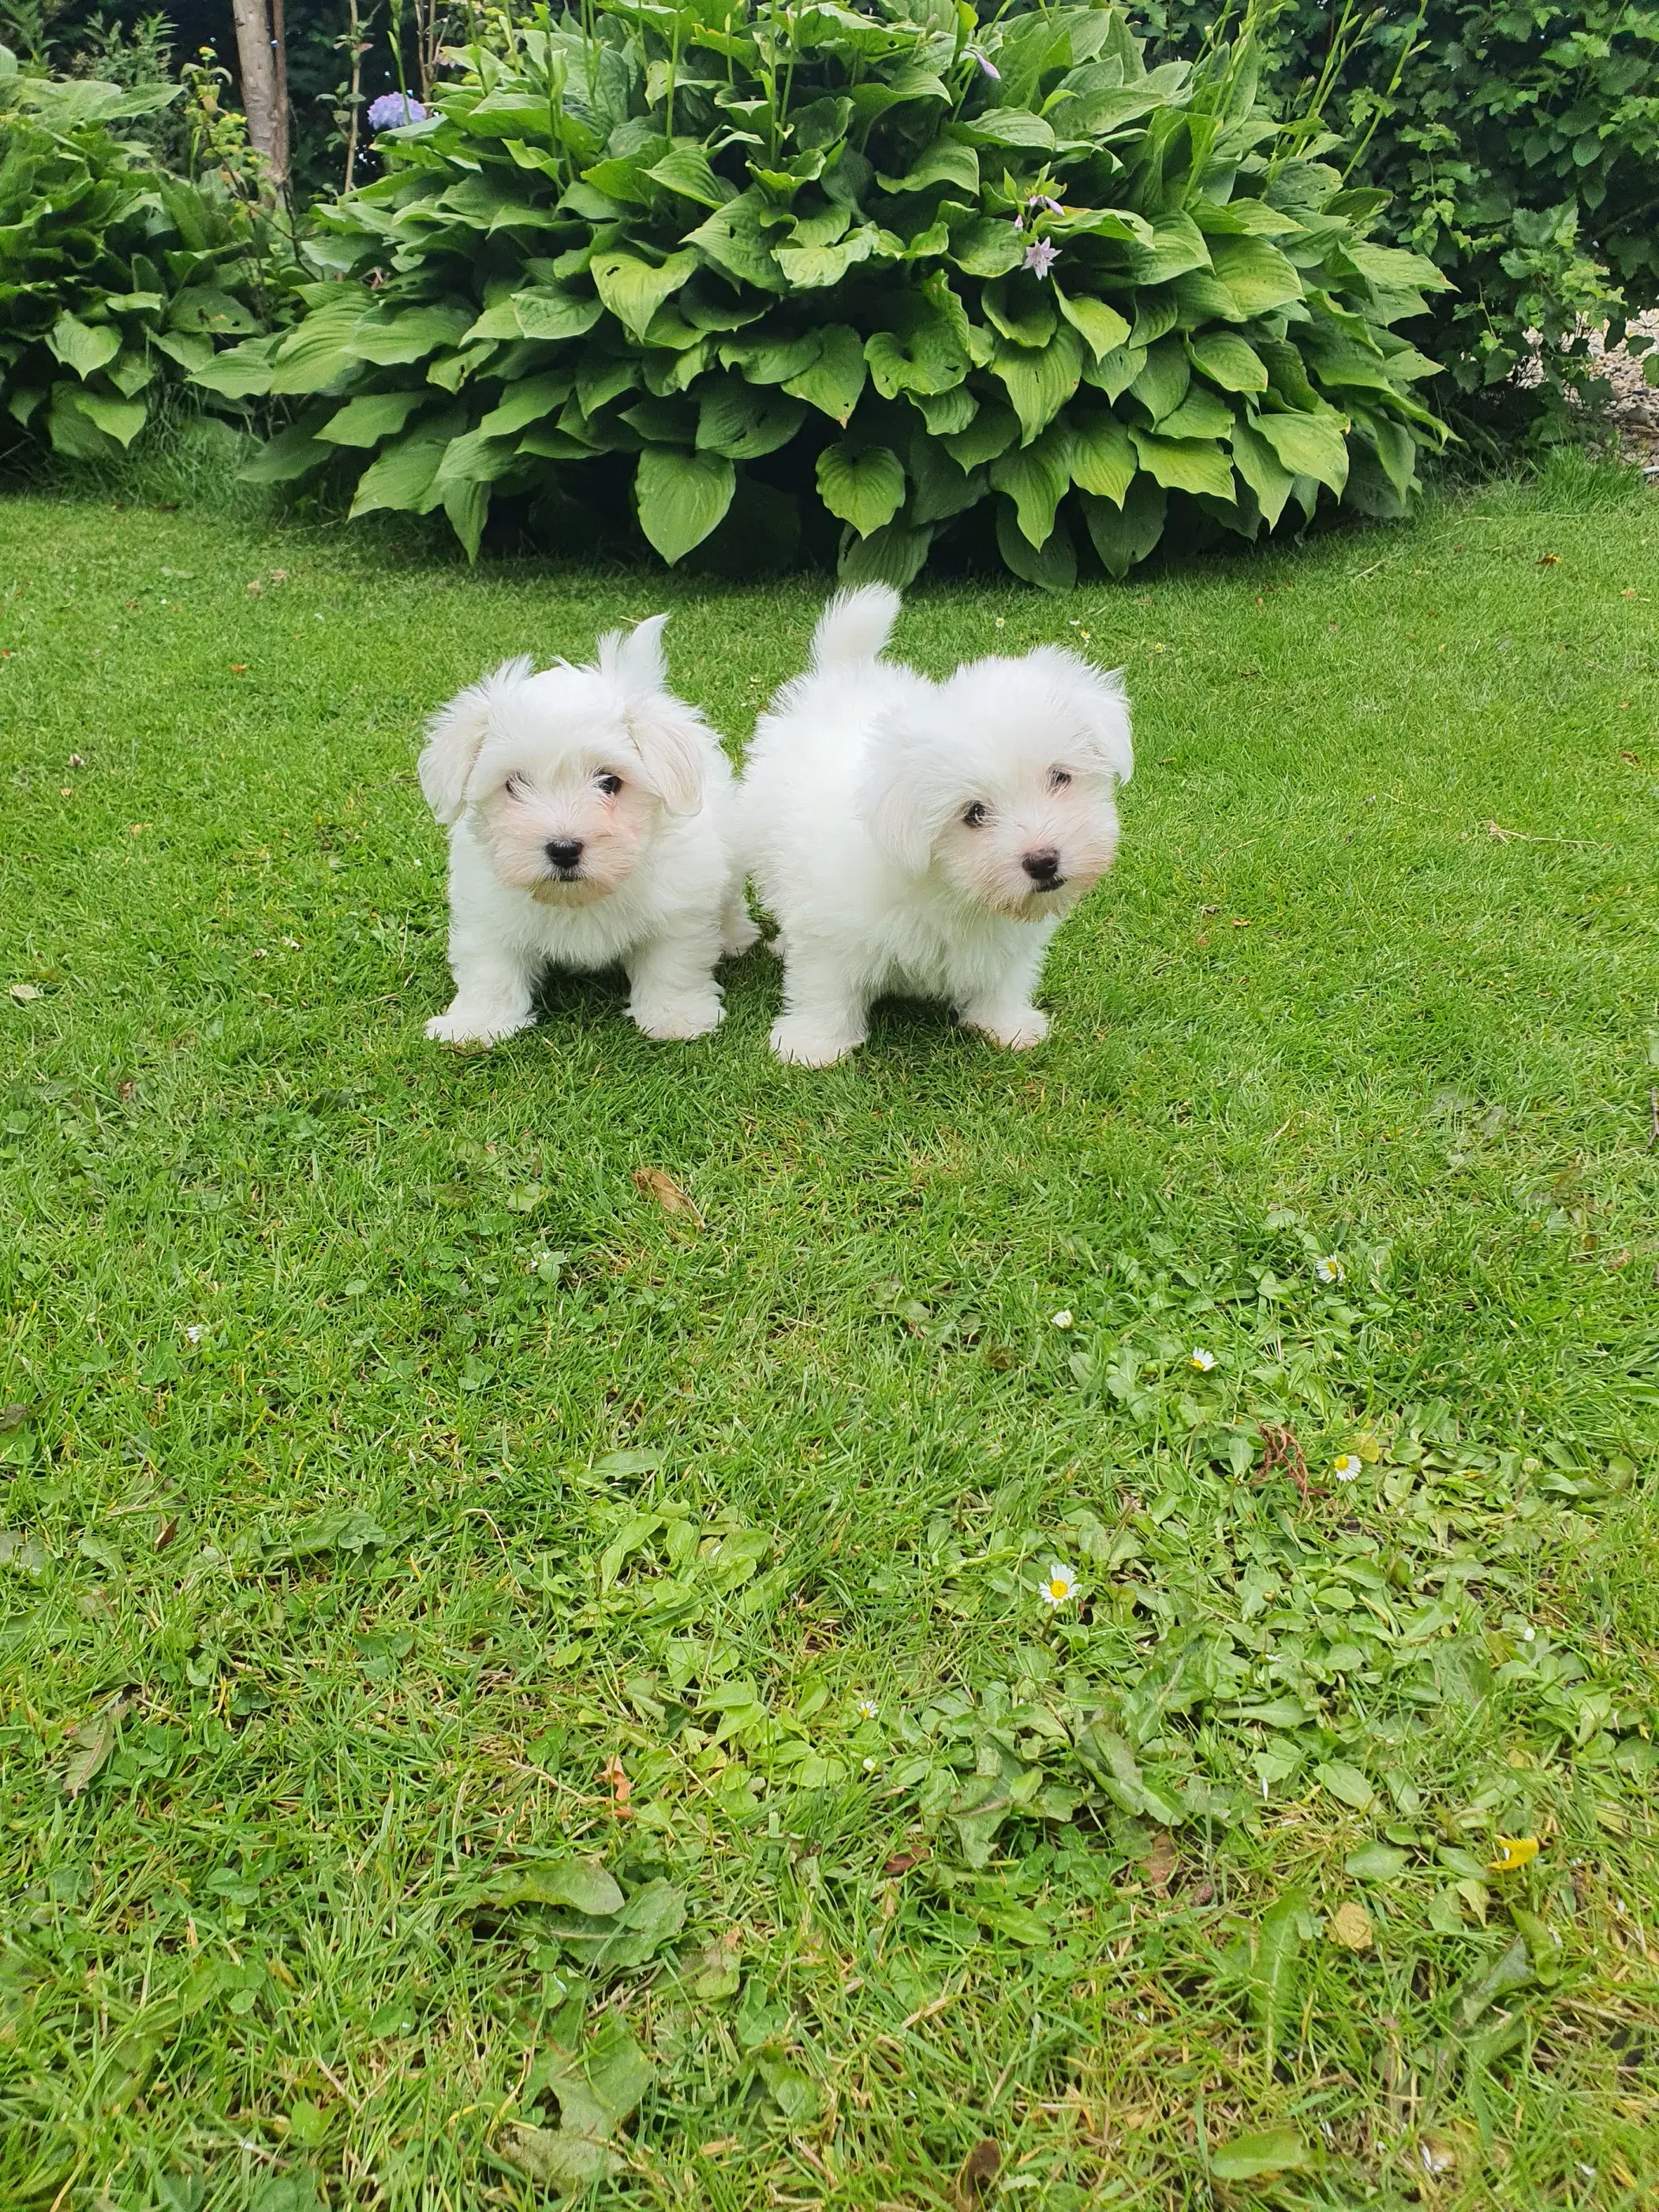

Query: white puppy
[419,616,753,1045]
[741,586,1132,1067]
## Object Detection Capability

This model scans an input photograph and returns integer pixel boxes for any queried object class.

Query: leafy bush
[0,49,272,465]
[1137,0,1659,433]
[200,0,1450,583]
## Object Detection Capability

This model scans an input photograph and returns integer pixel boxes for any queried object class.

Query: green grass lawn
[3,465,1658,2212]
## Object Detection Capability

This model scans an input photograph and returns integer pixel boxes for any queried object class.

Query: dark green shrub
[200,0,1450,582]
[0,53,276,463]
[1135,0,1659,432]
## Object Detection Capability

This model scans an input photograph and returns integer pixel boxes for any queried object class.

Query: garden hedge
[194,1,1452,582]
[1138,0,1659,431]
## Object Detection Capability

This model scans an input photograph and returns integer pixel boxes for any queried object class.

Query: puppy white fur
[420,617,754,1045]
[741,586,1132,1067]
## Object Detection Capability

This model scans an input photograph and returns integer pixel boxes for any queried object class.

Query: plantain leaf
[1248,1890,1306,2073]
[816,442,906,537]
[635,447,735,563]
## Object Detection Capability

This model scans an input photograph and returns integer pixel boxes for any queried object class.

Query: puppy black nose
[544,839,584,870]
[1022,847,1061,885]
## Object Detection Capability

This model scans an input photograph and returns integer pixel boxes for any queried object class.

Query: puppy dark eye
[596,772,623,797]
[1048,767,1072,791]
[963,801,988,829]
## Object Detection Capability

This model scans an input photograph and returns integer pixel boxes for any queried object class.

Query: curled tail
[809,583,900,677]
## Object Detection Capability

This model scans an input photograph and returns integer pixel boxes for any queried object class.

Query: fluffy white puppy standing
[740,585,1133,1066]
[419,616,753,1045]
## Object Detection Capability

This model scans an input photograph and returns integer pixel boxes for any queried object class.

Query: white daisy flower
[185,1325,203,1344]
[1050,1309,1073,1329]
[855,1698,879,1721]
[1190,1347,1217,1372]
[1040,1561,1078,1607]
[1315,1255,1345,1284]
[1332,1452,1363,1481]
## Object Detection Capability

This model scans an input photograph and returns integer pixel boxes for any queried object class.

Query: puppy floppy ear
[1027,647,1135,785]
[598,612,706,816]
[418,655,533,824]
[858,714,938,874]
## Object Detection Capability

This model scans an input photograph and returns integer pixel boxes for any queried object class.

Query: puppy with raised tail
[419,616,753,1046]
[740,586,1133,1067]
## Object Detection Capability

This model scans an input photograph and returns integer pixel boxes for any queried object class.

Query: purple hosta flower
[367,91,426,130]
[1035,194,1065,215]
[1023,237,1060,280]
[966,45,1000,79]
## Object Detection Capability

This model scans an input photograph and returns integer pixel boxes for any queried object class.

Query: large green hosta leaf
[991,325,1083,445]
[1084,477,1166,579]
[635,447,736,563]
[781,326,867,423]
[590,248,698,341]
[1252,408,1350,495]
[1130,429,1236,500]
[817,442,906,537]
[989,424,1071,547]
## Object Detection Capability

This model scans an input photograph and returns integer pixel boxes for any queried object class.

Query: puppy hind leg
[627,930,724,1041]
[770,944,868,1067]
[721,893,761,958]
[426,940,537,1046]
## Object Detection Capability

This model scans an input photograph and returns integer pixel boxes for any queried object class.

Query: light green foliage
[205,2,1448,580]
[1,465,1657,2201]
[0,59,271,463]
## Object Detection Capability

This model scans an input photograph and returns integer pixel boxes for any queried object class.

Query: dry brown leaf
[599,1752,632,1815]
[885,1848,929,1876]
[1142,1830,1177,1890]
[957,2138,1001,2209]
[631,1167,702,1226]
[1329,1899,1374,1950]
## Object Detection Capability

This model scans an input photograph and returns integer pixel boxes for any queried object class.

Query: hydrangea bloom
[367,91,427,130]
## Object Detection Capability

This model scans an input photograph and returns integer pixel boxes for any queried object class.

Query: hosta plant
[0,55,273,464]
[201,0,1452,583]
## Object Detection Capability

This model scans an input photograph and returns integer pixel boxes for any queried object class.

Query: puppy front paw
[632,994,723,1042]
[770,1014,862,1068]
[425,1007,532,1046]
[964,1006,1050,1051]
